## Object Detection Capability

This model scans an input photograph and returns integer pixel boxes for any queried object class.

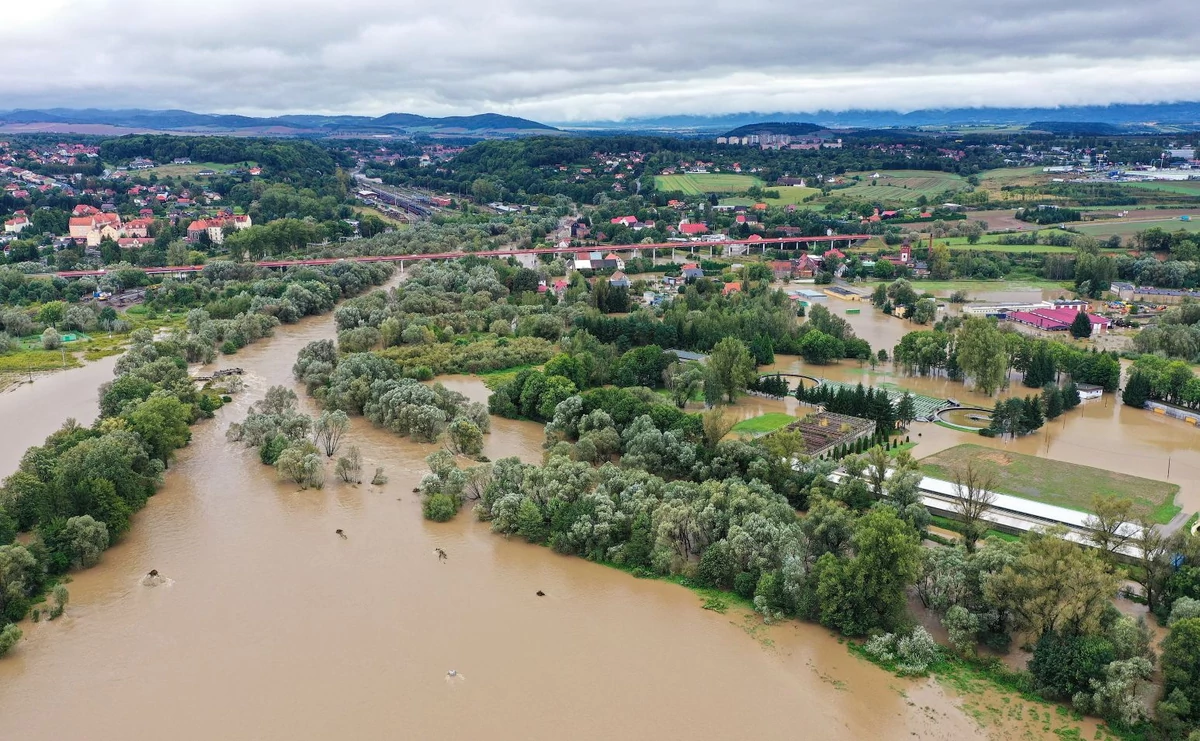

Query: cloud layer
[3,0,1198,121]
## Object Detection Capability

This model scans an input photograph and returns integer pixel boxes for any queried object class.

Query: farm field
[832,170,969,205]
[920,443,1181,523]
[654,173,763,194]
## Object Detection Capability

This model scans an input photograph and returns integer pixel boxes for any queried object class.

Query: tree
[1083,496,1136,561]
[36,301,65,328]
[125,395,192,466]
[60,515,110,569]
[1070,310,1093,339]
[896,393,916,427]
[336,446,363,484]
[446,417,484,456]
[41,327,61,350]
[950,458,997,553]
[1161,618,1200,725]
[1042,384,1064,419]
[312,410,350,457]
[665,362,705,408]
[0,621,19,656]
[815,507,923,635]
[701,407,736,450]
[957,317,1008,395]
[705,337,755,404]
[1122,371,1151,408]
[928,243,951,280]
[911,298,937,325]
[423,492,458,522]
[797,329,844,365]
[0,544,39,623]
[985,527,1121,638]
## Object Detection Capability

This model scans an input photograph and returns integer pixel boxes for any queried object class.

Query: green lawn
[920,444,1181,524]
[655,173,763,194]
[731,413,798,435]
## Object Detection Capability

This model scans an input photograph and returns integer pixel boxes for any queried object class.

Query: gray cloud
[2,0,1197,121]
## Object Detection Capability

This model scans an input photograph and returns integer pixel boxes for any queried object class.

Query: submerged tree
[950,458,997,553]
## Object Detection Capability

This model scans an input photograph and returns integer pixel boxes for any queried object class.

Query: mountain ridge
[0,108,559,136]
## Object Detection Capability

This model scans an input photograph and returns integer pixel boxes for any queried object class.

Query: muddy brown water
[0,301,992,741]
[0,287,1177,740]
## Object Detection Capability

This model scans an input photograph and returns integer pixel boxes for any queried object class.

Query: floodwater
[0,297,994,741]
[0,354,119,479]
[758,294,1200,513]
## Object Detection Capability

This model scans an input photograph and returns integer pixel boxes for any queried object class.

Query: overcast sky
[4,0,1198,122]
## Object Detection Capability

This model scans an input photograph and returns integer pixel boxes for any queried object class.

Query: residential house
[722,282,742,296]
[610,215,638,227]
[608,271,631,288]
[680,263,704,280]
[794,254,820,278]
[570,221,591,239]
[769,260,794,280]
[4,215,30,233]
[678,221,708,237]
[604,253,625,271]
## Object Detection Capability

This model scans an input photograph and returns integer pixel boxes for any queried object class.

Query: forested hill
[723,122,823,137]
[99,135,347,190]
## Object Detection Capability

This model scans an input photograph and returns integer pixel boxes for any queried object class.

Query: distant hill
[566,102,1200,132]
[1026,121,1125,135]
[722,121,823,137]
[0,108,559,138]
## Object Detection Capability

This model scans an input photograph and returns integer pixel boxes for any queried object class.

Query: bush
[423,492,458,522]
[0,623,20,657]
[1029,631,1115,699]
[863,627,940,675]
[1168,597,1200,626]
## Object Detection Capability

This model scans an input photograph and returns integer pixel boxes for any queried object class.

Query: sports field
[654,173,763,194]
[920,444,1181,523]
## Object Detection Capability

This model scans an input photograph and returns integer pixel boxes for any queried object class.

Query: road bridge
[53,234,873,280]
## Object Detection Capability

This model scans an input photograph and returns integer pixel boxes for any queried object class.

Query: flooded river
[0,300,991,741]
[0,280,1182,740]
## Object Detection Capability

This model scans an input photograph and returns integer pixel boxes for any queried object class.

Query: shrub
[0,623,21,657]
[423,492,458,522]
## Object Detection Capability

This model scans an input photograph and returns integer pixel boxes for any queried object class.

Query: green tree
[0,622,20,658]
[1161,618,1200,726]
[956,317,1007,395]
[985,527,1121,638]
[1070,310,1093,339]
[36,301,66,328]
[798,330,844,365]
[125,395,192,466]
[815,507,922,635]
[705,337,756,404]
[1122,371,1151,408]
[423,492,458,522]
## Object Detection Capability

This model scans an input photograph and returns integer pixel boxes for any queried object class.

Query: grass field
[148,161,256,178]
[1122,181,1200,196]
[655,173,763,194]
[1071,217,1200,238]
[920,444,1181,524]
[731,413,797,435]
[721,185,821,208]
[833,170,969,205]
